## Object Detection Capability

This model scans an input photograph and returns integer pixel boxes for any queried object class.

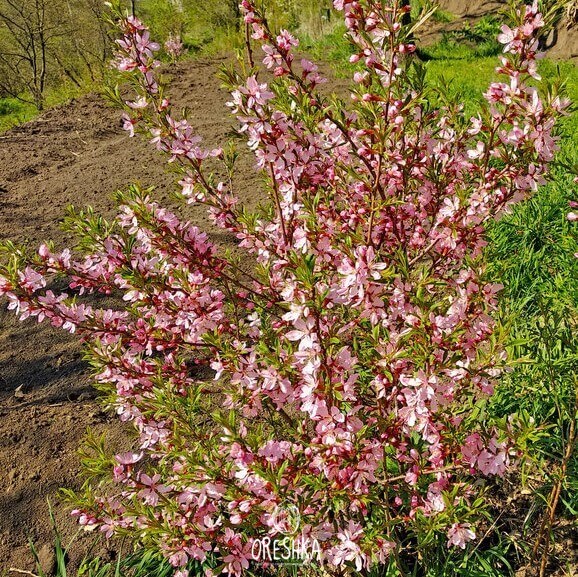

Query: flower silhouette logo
[269,503,301,535]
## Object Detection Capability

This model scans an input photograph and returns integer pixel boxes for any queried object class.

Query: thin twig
[532,385,578,577]
[9,569,41,577]
[269,162,289,245]
[244,21,254,69]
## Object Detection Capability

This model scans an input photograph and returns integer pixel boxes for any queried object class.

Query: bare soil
[0,56,265,574]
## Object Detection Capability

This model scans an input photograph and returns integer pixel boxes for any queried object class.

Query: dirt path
[0,55,264,573]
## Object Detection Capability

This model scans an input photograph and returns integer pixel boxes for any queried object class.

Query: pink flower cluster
[165,34,184,61]
[0,0,569,574]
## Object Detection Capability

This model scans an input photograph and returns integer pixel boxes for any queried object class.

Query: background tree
[0,0,109,109]
[0,0,53,109]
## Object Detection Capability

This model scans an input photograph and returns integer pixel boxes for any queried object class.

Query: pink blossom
[115,451,143,465]
[447,523,476,549]
[164,34,184,60]
[138,473,171,506]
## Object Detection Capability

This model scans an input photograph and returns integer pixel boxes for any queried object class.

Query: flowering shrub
[0,0,569,574]
[165,34,184,62]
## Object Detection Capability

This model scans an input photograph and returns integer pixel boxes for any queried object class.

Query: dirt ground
[0,7,577,574]
[0,55,267,574]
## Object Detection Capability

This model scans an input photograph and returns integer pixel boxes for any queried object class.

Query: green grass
[300,23,355,72]
[410,0,455,23]
[0,97,37,132]
[487,168,578,507]
[0,81,91,133]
